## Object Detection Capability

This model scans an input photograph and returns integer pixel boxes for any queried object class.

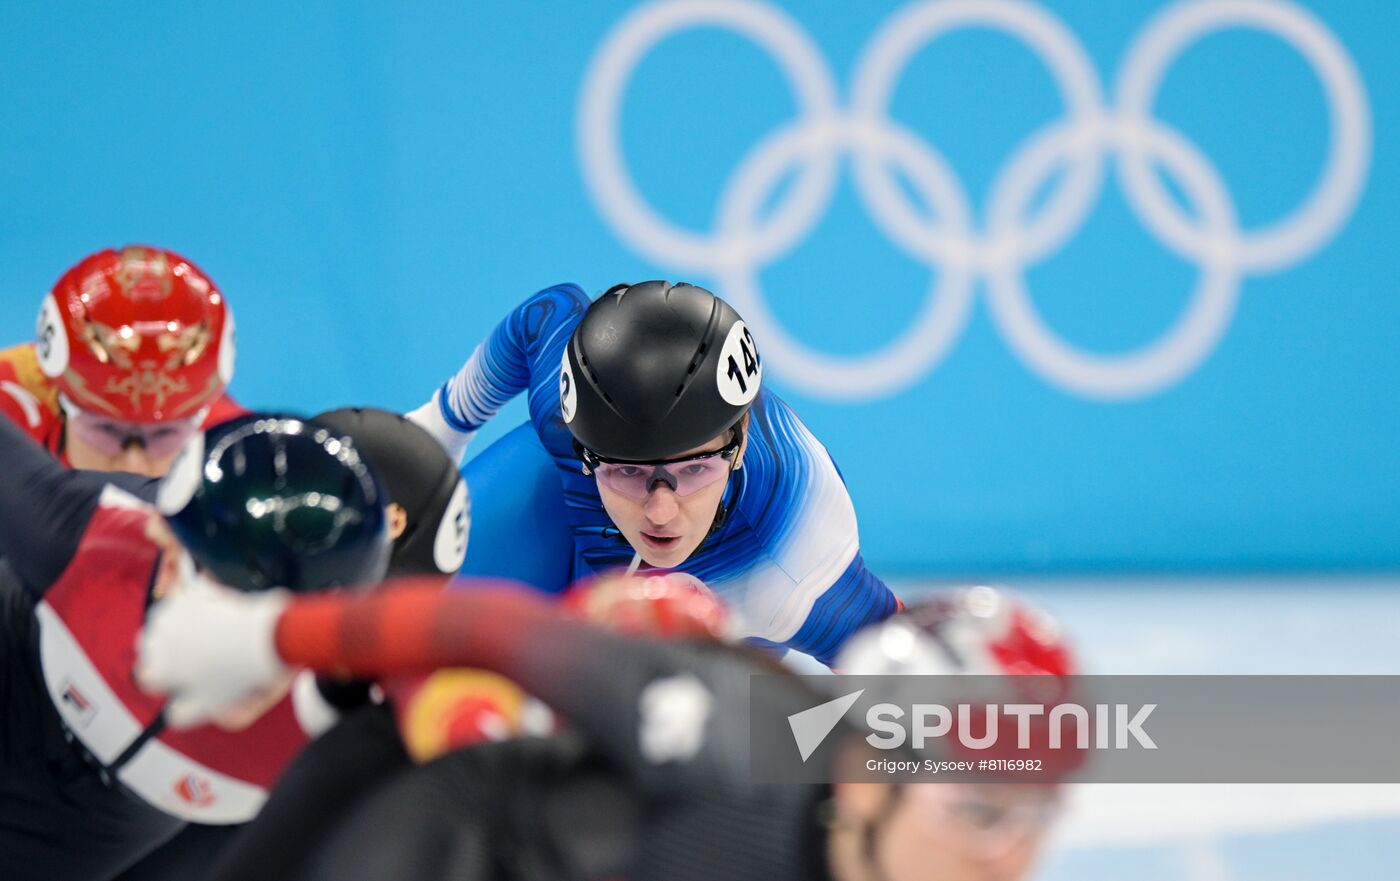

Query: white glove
[406,388,475,464]
[136,582,293,729]
[290,669,342,737]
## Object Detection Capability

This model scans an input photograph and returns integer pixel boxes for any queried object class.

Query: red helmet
[835,585,1074,678]
[561,571,730,639]
[836,585,1084,780]
[36,246,235,423]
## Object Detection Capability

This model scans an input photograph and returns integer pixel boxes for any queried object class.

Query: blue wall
[2,0,1394,573]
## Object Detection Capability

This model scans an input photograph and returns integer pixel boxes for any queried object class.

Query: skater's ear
[386,503,408,541]
[732,413,752,470]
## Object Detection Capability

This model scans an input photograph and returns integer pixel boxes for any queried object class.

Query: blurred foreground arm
[141,577,755,787]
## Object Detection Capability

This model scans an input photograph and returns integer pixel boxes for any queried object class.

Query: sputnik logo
[788,689,864,762]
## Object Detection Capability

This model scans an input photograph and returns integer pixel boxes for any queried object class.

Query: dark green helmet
[156,413,392,592]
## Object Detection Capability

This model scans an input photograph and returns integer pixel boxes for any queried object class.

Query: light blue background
[1,0,1395,574]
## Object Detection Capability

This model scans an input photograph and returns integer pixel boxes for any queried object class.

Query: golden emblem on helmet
[156,321,213,369]
[60,369,123,417]
[81,321,141,369]
[80,319,211,373]
[106,369,190,411]
[113,247,174,301]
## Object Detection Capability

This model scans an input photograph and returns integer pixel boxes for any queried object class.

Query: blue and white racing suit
[421,284,898,665]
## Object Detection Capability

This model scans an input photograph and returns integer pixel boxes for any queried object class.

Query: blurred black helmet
[561,281,762,462]
[313,407,468,578]
[156,413,392,592]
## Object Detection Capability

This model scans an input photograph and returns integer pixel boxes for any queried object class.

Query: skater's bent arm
[275,578,754,787]
[417,285,589,441]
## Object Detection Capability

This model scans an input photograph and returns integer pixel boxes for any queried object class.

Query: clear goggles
[582,436,741,501]
[907,783,1061,858]
[60,395,204,459]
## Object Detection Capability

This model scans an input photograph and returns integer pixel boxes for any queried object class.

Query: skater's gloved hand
[136,581,293,729]
[406,387,476,464]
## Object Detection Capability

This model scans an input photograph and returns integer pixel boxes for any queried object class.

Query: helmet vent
[686,343,707,375]
[579,352,602,384]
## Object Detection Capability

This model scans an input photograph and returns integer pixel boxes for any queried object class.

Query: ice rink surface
[894,576,1400,880]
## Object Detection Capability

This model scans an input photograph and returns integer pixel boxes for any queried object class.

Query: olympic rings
[577,0,1370,399]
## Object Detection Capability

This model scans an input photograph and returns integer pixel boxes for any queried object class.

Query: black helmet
[561,281,762,462]
[313,407,468,578]
[156,413,392,593]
